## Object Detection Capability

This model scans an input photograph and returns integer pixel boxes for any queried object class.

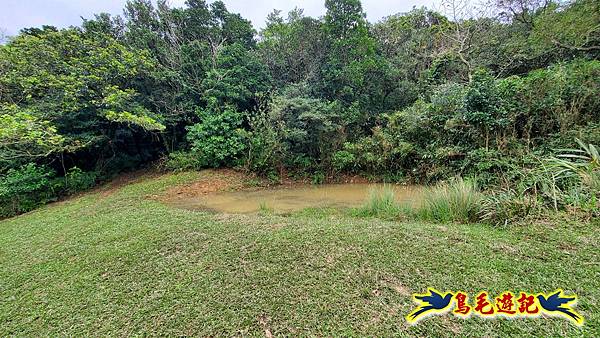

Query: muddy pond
[168,183,422,214]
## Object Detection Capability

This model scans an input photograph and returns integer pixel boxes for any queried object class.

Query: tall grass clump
[418,178,483,223]
[480,189,540,226]
[551,139,600,197]
[354,185,404,219]
[258,201,273,214]
[547,139,600,216]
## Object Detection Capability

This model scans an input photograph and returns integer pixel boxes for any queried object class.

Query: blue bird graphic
[537,290,583,325]
[406,288,454,323]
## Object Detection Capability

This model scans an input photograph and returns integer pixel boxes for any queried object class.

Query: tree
[269,89,346,170]
[0,109,66,171]
[438,0,489,82]
[464,70,509,149]
[531,0,600,54]
[82,13,126,40]
[201,43,271,112]
[493,0,551,28]
[320,0,388,126]
[0,28,8,44]
[258,9,326,87]
[0,27,162,171]
[373,8,448,108]
[119,0,265,155]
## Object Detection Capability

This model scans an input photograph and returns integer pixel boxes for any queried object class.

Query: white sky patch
[1,0,439,36]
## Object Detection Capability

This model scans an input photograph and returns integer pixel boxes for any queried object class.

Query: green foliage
[259,9,326,87]
[320,0,389,116]
[508,59,600,140]
[551,139,600,200]
[311,171,326,185]
[241,111,286,177]
[0,164,57,217]
[0,108,66,169]
[373,8,447,108]
[201,43,272,111]
[331,150,356,172]
[163,151,203,172]
[63,167,98,195]
[101,86,165,131]
[0,26,160,180]
[186,105,246,168]
[256,89,346,173]
[530,0,600,59]
[0,163,98,217]
[278,95,343,167]
[1,0,600,218]
[122,0,264,136]
[464,70,509,148]
[462,148,516,188]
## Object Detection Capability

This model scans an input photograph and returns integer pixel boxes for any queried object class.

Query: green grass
[353,185,407,219]
[0,171,598,336]
[418,178,483,223]
[353,179,483,224]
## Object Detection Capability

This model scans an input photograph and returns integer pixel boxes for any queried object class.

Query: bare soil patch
[160,169,254,201]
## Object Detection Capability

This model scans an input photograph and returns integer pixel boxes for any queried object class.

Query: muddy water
[169,183,422,214]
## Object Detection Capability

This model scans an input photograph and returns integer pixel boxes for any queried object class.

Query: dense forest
[0,0,598,220]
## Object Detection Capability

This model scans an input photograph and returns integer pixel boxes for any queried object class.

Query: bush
[561,186,599,216]
[270,91,346,173]
[163,151,203,172]
[0,164,100,218]
[339,128,418,177]
[241,111,286,177]
[332,150,356,172]
[186,105,246,168]
[417,178,483,223]
[552,139,600,192]
[550,139,600,212]
[0,164,57,218]
[63,167,97,194]
[462,148,507,188]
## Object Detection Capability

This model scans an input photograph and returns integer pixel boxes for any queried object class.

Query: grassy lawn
[0,171,598,336]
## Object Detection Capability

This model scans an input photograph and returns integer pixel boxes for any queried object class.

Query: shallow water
[169,183,422,214]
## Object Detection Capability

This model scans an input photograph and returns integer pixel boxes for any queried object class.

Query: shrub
[311,171,325,185]
[339,128,418,176]
[163,151,203,172]
[0,164,99,218]
[462,148,517,189]
[561,186,599,215]
[186,105,246,168]
[332,150,356,172]
[268,91,346,173]
[417,178,483,223]
[63,167,97,194]
[0,164,57,218]
[241,111,286,177]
